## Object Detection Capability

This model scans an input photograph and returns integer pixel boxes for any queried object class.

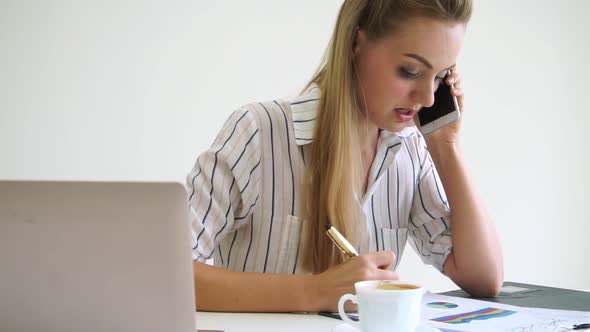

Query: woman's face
[354,17,465,133]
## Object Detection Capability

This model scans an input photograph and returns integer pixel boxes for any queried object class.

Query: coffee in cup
[375,281,419,290]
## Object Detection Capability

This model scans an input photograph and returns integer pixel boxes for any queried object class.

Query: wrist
[426,140,461,164]
[302,274,323,312]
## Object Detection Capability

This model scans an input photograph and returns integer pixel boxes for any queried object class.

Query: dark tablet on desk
[441,281,590,311]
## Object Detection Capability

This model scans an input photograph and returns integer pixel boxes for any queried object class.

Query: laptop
[0,181,197,332]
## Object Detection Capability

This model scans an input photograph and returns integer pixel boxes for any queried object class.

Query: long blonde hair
[301,0,472,273]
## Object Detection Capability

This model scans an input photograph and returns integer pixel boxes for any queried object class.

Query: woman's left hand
[424,68,464,145]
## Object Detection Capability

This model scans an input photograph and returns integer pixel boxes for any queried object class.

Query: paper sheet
[421,292,590,332]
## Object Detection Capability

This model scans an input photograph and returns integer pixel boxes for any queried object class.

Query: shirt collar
[288,84,417,146]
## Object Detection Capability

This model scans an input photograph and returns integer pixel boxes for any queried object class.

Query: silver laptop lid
[0,181,196,332]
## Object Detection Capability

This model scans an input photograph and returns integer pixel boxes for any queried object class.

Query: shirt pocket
[273,215,302,274]
[381,227,408,271]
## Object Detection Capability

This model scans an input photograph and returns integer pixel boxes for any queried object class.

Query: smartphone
[415,70,461,135]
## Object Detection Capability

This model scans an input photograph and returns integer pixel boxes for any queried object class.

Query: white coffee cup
[338,280,425,332]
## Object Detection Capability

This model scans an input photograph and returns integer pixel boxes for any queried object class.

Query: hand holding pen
[312,250,400,311]
[310,224,400,312]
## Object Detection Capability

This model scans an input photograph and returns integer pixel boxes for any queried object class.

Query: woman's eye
[399,67,419,79]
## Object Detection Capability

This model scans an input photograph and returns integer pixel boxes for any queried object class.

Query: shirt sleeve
[407,133,453,273]
[186,108,261,262]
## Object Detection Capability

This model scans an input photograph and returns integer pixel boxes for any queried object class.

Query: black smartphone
[415,70,461,134]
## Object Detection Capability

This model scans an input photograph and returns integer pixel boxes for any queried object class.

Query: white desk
[196,311,343,332]
[196,289,590,332]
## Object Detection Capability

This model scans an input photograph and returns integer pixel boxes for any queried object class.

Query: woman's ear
[352,28,364,56]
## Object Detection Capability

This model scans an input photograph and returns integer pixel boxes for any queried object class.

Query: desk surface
[196,311,342,332]
[195,288,590,332]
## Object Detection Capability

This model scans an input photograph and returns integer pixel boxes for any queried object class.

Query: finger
[447,73,462,87]
[366,251,396,269]
[452,87,464,97]
[376,270,400,281]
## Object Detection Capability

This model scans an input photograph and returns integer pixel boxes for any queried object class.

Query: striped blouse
[187,85,453,275]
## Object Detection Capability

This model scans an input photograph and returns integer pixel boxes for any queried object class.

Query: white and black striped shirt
[187,86,453,274]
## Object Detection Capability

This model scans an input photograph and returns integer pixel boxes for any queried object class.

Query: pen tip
[325,223,331,231]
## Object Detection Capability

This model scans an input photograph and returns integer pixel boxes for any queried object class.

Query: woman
[187,0,503,312]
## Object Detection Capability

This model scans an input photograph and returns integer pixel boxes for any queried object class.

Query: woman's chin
[382,122,412,133]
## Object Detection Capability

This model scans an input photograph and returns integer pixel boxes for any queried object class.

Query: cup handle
[338,294,360,329]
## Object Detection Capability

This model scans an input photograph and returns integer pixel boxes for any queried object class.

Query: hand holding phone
[415,70,461,135]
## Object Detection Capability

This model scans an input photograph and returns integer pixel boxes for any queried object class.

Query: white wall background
[1,1,588,292]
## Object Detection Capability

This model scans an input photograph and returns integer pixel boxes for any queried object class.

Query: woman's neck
[360,123,379,157]
[360,125,380,193]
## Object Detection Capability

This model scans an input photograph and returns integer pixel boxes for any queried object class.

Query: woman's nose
[411,80,438,108]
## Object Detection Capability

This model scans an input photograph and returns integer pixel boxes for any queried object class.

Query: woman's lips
[394,108,418,122]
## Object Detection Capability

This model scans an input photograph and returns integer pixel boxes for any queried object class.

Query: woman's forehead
[377,17,465,68]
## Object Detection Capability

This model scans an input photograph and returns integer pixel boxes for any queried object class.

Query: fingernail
[448,77,455,84]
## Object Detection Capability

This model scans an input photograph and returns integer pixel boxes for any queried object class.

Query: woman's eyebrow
[403,53,456,71]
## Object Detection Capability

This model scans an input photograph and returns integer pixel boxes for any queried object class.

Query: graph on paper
[427,302,459,309]
[421,293,590,332]
[431,307,516,324]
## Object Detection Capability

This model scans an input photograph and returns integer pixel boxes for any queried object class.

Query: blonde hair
[301,0,472,273]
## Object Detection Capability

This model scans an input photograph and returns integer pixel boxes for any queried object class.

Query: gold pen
[325,223,359,257]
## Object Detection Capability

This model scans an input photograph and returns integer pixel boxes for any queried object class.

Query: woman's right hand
[311,251,400,312]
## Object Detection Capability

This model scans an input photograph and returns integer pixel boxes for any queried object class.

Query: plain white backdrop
[1,1,588,292]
